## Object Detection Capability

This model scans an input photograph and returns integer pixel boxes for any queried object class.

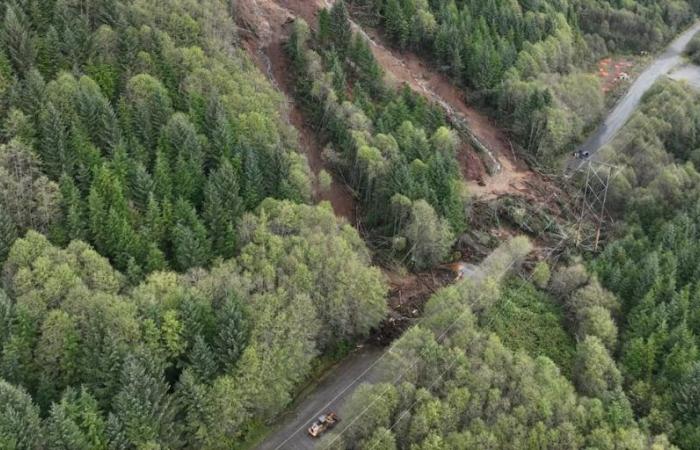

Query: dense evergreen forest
[3,0,700,448]
[0,0,315,276]
[0,0,389,447]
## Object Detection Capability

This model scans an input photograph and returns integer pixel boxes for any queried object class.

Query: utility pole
[574,159,619,252]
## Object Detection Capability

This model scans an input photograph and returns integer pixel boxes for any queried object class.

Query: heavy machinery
[307,412,339,438]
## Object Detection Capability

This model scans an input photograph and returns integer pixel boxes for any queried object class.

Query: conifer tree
[75,76,119,155]
[0,379,43,449]
[242,148,264,210]
[87,165,139,269]
[189,335,218,380]
[56,174,86,244]
[330,0,353,58]
[204,94,235,168]
[385,0,408,48]
[214,295,250,373]
[45,388,107,450]
[152,149,173,202]
[1,4,36,75]
[124,74,173,152]
[0,207,17,263]
[171,198,212,270]
[318,8,332,46]
[203,160,241,259]
[39,102,71,179]
[37,26,62,78]
[111,351,181,448]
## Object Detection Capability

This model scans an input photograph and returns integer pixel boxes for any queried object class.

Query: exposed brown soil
[598,57,634,93]
[240,0,565,207]
[370,267,456,344]
[457,142,487,182]
[238,0,358,224]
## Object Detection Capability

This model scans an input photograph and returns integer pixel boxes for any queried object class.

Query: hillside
[2,0,700,449]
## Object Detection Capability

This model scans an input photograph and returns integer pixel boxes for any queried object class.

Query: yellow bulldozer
[307,412,339,438]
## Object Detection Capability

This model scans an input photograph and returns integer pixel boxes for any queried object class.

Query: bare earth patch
[237,0,358,224]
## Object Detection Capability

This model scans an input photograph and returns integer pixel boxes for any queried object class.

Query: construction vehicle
[307,412,339,438]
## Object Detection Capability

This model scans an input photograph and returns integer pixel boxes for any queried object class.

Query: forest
[328,71,700,450]
[3,0,700,449]
[349,0,700,165]
[0,0,388,447]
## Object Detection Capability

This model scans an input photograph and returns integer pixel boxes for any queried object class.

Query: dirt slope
[238,0,358,223]
[355,26,538,200]
[241,0,555,204]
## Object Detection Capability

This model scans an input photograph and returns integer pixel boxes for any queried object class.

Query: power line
[273,187,566,449]
[322,212,568,449]
[573,159,620,252]
[367,239,568,450]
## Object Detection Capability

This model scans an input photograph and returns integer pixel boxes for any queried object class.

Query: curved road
[257,345,386,450]
[571,21,700,169]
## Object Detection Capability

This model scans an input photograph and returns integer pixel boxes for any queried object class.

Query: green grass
[484,278,576,377]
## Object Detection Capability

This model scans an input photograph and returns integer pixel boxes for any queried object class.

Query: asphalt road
[257,345,387,450]
[569,21,700,171]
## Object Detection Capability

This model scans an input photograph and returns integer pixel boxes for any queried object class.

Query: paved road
[570,21,700,170]
[257,345,387,450]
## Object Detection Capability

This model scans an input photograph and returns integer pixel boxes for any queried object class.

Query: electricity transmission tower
[574,159,620,252]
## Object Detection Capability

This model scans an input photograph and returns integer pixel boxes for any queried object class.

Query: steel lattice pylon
[574,159,620,252]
